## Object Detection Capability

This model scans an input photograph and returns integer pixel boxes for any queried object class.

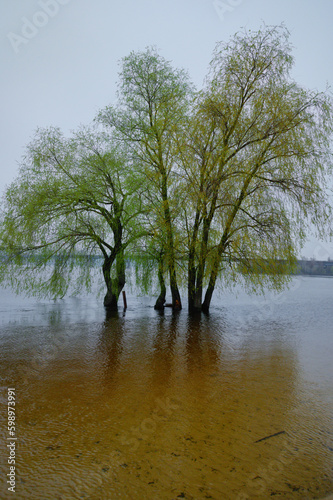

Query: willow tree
[178,25,333,312]
[98,47,194,310]
[1,32,332,314]
[0,125,145,309]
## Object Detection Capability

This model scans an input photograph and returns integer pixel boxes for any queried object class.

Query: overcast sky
[1,0,333,258]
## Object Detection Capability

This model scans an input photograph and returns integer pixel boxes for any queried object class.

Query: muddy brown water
[0,277,333,499]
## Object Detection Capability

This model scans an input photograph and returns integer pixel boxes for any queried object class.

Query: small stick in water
[254,430,286,443]
[122,290,127,309]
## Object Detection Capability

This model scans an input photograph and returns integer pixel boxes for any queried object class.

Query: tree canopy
[179,25,333,311]
[0,125,146,307]
[1,25,332,312]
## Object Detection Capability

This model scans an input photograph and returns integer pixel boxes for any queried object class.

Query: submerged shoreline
[1,278,332,499]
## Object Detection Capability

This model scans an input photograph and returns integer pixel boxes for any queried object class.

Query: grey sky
[1,0,333,258]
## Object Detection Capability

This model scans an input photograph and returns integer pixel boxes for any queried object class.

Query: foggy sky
[1,0,333,257]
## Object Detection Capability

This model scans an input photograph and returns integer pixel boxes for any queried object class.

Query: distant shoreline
[295,260,333,276]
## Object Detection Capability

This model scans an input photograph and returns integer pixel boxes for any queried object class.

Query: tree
[0,125,145,309]
[97,47,194,310]
[1,28,332,313]
[177,25,333,312]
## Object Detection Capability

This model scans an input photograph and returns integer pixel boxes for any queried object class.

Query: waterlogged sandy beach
[0,277,333,499]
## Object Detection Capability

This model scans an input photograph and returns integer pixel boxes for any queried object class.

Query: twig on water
[254,430,286,443]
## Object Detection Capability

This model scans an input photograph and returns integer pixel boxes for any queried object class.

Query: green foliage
[0,125,146,301]
[1,27,332,311]
[177,25,333,310]
[98,46,194,309]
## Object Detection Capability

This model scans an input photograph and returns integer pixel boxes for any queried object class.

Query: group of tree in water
[1,26,332,312]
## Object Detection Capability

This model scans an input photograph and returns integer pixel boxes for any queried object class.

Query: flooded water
[0,277,333,499]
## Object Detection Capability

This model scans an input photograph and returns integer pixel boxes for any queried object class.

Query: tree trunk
[188,226,212,312]
[103,251,125,310]
[188,209,201,313]
[188,265,196,312]
[104,288,119,310]
[188,265,203,313]
[202,239,227,313]
[170,275,182,310]
[154,254,166,310]
[188,186,219,313]
[194,289,203,312]
[201,281,215,314]
[161,176,182,310]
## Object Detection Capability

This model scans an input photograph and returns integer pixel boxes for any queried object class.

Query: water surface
[0,277,333,499]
